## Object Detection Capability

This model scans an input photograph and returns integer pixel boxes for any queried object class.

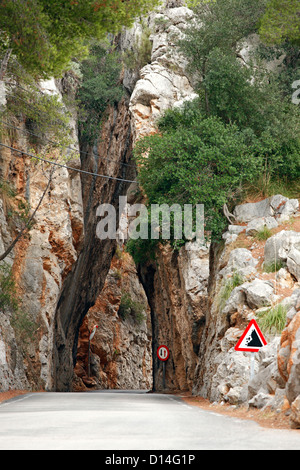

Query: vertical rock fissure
[51,99,136,392]
[137,262,157,391]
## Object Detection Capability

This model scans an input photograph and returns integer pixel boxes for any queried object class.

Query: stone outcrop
[0,0,299,434]
[75,0,204,393]
[193,195,300,426]
[0,78,84,391]
[139,242,209,392]
[74,251,152,391]
[126,3,197,142]
[51,98,136,391]
[278,294,300,428]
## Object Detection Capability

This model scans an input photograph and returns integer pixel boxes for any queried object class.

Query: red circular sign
[157,345,170,362]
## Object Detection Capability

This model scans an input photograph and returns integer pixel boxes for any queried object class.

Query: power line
[0,142,138,184]
[0,119,137,169]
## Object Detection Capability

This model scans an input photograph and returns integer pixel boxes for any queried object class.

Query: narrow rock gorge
[0,0,300,431]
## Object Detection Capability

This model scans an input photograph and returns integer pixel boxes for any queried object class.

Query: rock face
[51,98,136,391]
[75,0,204,393]
[194,195,300,420]
[138,242,209,392]
[277,294,300,428]
[0,78,84,391]
[0,0,300,433]
[126,3,197,142]
[74,252,152,391]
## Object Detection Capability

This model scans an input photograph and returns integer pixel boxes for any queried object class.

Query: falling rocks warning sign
[235,319,267,353]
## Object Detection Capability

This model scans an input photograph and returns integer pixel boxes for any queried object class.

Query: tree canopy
[259,0,300,46]
[130,0,300,255]
[0,0,160,78]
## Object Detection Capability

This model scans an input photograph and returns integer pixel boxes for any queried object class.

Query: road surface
[0,391,300,450]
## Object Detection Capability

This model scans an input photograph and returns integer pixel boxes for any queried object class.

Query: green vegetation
[254,226,273,241]
[0,0,160,79]
[0,262,19,312]
[259,0,300,46]
[0,262,37,348]
[126,234,159,266]
[11,310,38,349]
[130,0,300,262]
[257,304,287,335]
[218,271,244,311]
[118,292,146,326]
[264,260,285,273]
[122,24,153,73]
[1,59,74,153]
[77,42,124,145]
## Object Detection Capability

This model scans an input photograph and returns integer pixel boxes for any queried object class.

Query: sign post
[235,319,267,381]
[157,345,170,390]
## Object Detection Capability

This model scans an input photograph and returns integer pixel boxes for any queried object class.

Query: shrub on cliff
[0,0,160,79]
[77,42,124,145]
[134,104,262,240]
[178,0,300,182]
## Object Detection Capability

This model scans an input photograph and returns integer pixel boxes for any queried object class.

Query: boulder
[233,195,299,224]
[277,199,299,223]
[249,391,273,409]
[291,395,300,429]
[269,195,289,212]
[210,349,254,404]
[264,231,300,266]
[245,217,278,236]
[287,247,300,281]
[233,198,273,223]
[222,286,246,315]
[243,279,274,309]
[219,248,258,279]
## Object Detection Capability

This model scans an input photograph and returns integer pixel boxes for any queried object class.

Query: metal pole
[163,361,166,390]
[250,353,255,381]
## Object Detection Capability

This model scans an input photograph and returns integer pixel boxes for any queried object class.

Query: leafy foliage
[0,0,160,78]
[122,24,152,73]
[257,304,287,335]
[179,0,266,75]
[4,85,72,151]
[126,236,159,266]
[134,103,262,240]
[131,0,300,259]
[118,292,146,326]
[259,0,300,46]
[77,42,124,145]
[0,262,19,312]
[0,262,37,347]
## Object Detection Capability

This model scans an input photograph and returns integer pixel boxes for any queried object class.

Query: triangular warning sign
[235,319,267,352]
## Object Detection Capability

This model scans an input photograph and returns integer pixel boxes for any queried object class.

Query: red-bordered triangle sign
[235,319,267,353]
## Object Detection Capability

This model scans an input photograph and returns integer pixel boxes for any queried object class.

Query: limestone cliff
[74,251,152,391]
[0,78,84,391]
[0,0,300,433]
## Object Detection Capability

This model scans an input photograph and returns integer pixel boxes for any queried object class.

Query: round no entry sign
[157,345,170,362]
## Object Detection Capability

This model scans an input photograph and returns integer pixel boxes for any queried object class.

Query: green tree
[259,0,300,46]
[177,0,300,181]
[77,42,124,145]
[134,103,262,240]
[179,0,266,75]
[0,0,160,79]
[202,48,300,143]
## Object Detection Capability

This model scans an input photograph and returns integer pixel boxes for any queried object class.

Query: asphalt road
[0,390,300,450]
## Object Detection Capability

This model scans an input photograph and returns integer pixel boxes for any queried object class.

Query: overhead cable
[0,142,138,184]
